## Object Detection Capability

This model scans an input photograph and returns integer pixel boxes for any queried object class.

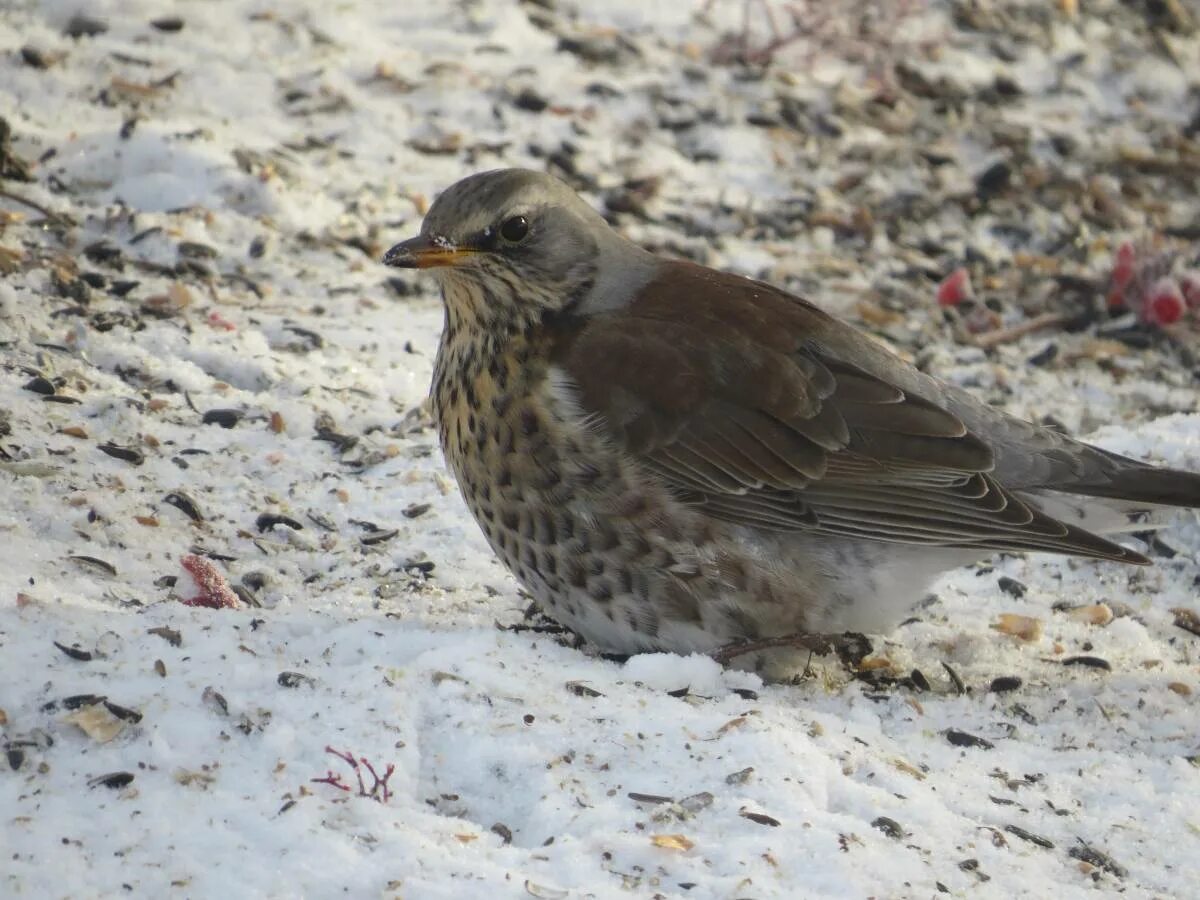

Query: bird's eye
[499,215,529,243]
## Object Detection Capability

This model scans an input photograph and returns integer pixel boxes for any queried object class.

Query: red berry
[937,267,972,307]
[1180,271,1200,310]
[1142,277,1184,326]
[1111,241,1136,289]
[179,554,240,609]
[206,310,237,331]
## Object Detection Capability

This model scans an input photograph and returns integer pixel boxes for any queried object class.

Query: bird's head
[384,169,651,326]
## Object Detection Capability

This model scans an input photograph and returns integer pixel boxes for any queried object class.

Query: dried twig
[311,745,395,803]
[0,187,75,227]
[970,312,1070,349]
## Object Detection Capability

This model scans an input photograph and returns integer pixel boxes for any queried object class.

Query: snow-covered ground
[2,1,1199,897]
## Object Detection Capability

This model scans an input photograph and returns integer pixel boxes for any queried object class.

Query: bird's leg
[711,631,872,668]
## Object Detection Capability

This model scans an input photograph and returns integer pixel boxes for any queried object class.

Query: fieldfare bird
[384,169,1200,669]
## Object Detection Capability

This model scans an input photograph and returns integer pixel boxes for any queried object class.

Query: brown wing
[550,260,1147,564]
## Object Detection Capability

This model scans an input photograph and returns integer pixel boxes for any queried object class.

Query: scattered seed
[1004,824,1054,849]
[909,668,931,692]
[7,747,25,770]
[277,671,315,689]
[871,816,905,840]
[650,833,694,851]
[51,694,106,711]
[102,701,142,723]
[148,626,182,647]
[23,375,55,395]
[249,235,269,258]
[256,512,304,532]
[1060,603,1114,626]
[65,704,125,742]
[82,241,122,266]
[941,662,967,695]
[491,822,513,844]
[202,686,229,716]
[20,46,58,69]
[976,159,1012,199]
[1060,656,1111,671]
[989,676,1023,693]
[565,681,604,698]
[992,613,1043,642]
[98,442,145,466]
[68,555,117,576]
[154,659,167,677]
[1069,840,1128,878]
[163,491,203,522]
[282,324,324,350]
[150,16,185,32]
[202,408,243,428]
[88,771,134,790]
[739,809,781,827]
[523,879,569,899]
[944,729,994,750]
[725,766,754,785]
[361,528,400,546]
[629,792,673,805]
[53,641,93,661]
[177,241,216,259]
[64,14,108,38]
[1171,607,1200,638]
[731,687,759,700]
[997,576,1026,598]
[402,502,431,519]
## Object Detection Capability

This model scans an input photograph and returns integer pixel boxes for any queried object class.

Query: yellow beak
[382,235,475,269]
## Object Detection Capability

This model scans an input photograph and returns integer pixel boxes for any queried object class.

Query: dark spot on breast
[590,580,613,602]
[501,509,519,531]
[564,559,586,588]
[533,511,556,544]
[618,492,649,517]
[628,534,652,559]
[519,513,535,539]
[520,408,539,436]
[593,524,620,552]
[662,583,702,623]
[723,607,761,640]
[616,568,633,594]
[497,467,512,487]
[539,550,557,576]
[492,394,511,416]
[587,557,605,577]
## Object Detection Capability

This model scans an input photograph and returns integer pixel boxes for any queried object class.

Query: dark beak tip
[382,241,417,268]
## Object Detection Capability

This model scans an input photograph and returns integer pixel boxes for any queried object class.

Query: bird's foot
[711,631,873,669]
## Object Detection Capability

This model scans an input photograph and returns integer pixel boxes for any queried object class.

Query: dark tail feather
[1059,450,1200,508]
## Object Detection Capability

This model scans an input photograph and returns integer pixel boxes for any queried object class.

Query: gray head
[384,169,654,326]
